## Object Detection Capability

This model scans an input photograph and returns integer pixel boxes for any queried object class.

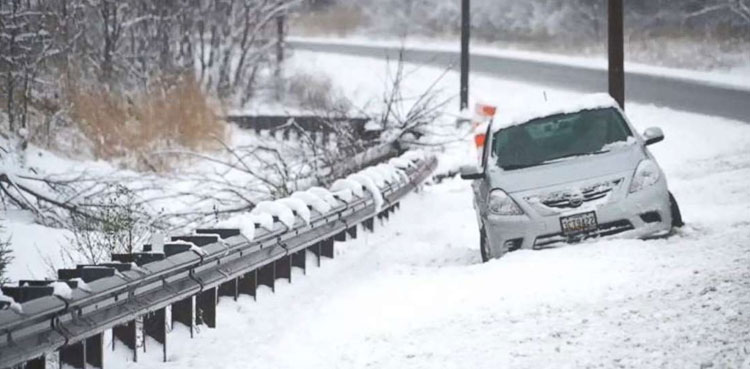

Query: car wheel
[480,227,491,263]
[669,192,684,228]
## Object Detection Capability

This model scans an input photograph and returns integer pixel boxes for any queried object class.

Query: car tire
[669,192,684,228]
[480,227,491,263]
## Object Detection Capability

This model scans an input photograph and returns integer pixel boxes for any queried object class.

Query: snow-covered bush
[63,185,155,264]
[0,224,12,284]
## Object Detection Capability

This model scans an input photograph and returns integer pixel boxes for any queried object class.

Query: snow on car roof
[491,93,620,133]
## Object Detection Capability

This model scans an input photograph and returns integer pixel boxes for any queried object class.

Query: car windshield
[492,108,633,170]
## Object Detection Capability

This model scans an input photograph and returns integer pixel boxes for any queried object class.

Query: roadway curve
[289,40,750,123]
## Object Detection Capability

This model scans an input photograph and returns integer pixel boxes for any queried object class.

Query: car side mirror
[460,166,485,180]
[643,127,665,146]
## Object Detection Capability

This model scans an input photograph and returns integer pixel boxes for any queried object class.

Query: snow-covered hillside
[95,51,750,368]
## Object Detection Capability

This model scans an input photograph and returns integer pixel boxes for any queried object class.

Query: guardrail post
[144,308,168,362]
[60,341,86,369]
[238,270,257,300]
[346,226,357,240]
[275,255,292,283]
[171,297,194,338]
[219,278,239,302]
[309,242,322,266]
[291,250,306,275]
[85,333,103,368]
[113,320,138,362]
[25,355,45,369]
[363,217,375,233]
[321,238,335,259]
[196,288,217,328]
[60,341,85,369]
[333,231,346,242]
[258,263,276,292]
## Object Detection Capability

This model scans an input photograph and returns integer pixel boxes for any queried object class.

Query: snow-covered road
[115,176,750,369]
[105,51,750,368]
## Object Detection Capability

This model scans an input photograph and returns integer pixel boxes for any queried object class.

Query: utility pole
[460,0,470,111]
[276,15,285,79]
[275,14,285,99]
[608,0,625,109]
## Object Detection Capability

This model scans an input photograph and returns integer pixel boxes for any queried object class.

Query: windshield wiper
[501,150,611,171]
[501,163,540,170]
[548,150,610,162]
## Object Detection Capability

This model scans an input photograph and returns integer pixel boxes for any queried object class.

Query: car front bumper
[483,177,673,255]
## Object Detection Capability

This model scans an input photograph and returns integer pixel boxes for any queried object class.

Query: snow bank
[348,173,384,210]
[71,278,92,293]
[359,168,386,188]
[0,290,22,314]
[51,281,73,300]
[189,244,208,256]
[251,213,274,232]
[390,157,416,169]
[307,187,340,208]
[331,179,365,198]
[401,150,426,163]
[277,198,311,225]
[252,201,296,229]
[169,239,207,257]
[376,163,403,184]
[332,188,354,202]
[292,191,332,214]
[216,213,258,241]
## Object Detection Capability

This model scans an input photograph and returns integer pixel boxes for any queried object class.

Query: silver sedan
[461,96,683,262]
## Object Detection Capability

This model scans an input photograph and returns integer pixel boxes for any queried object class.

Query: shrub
[0,224,12,284]
[69,76,226,170]
[64,185,153,264]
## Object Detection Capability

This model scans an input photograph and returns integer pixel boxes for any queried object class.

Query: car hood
[487,146,646,193]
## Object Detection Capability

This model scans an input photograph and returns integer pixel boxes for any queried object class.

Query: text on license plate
[560,212,598,235]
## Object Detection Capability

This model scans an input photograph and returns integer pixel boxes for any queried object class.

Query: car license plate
[560,212,598,236]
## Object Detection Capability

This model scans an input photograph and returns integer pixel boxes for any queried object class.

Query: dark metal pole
[275,15,285,99]
[276,15,285,78]
[460,0,470,111]
[608,0,625,109]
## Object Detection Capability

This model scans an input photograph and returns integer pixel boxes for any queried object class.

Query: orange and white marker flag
[473,103,497,163]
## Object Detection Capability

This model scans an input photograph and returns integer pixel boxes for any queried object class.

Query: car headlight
[629,159,660,193]
[488,189,524,215]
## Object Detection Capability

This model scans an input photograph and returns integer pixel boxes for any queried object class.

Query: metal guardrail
[226,115,372,134]
[0,154,437,369]
[225,115,381,144]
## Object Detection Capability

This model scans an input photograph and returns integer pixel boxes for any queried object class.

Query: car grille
[528,178,624,209]
[533,220,634,249]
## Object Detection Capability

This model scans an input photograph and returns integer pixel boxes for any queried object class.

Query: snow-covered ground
[110,178,750,369]
[95,51,750,368]
[1,124,340,281]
